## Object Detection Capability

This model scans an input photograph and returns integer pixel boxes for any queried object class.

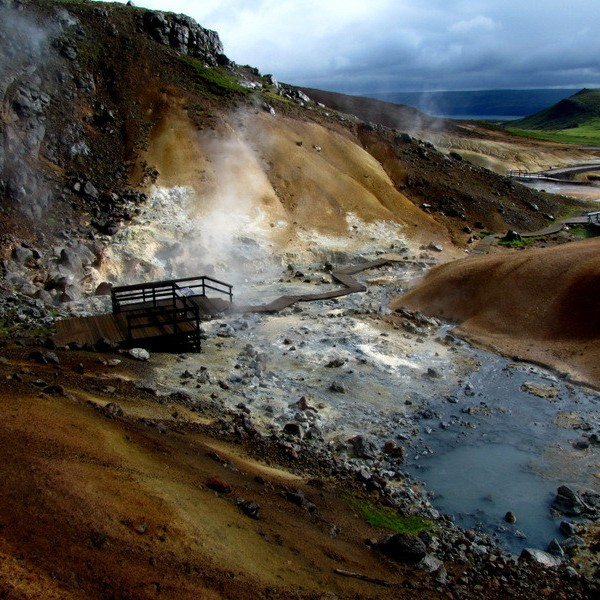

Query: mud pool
[148,259,600,556]
[405,354,600,554]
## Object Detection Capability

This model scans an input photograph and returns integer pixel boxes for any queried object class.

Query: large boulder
[379,533,427,564]
[141,11,224,65]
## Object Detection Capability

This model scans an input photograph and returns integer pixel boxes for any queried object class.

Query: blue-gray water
[404,354,599,555]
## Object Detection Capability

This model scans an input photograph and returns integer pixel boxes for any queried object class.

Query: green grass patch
[497,237,536,248]
[506,119,600,146]
[178,57,249,95]
[566,225,600,239]
[345,496,433,534]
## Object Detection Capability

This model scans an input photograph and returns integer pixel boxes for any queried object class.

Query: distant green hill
[510,89,600,130]
[506,89,600,145]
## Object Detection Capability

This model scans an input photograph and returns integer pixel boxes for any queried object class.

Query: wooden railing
[588,211,600,225]
[111,276,233,314]
[110,276,234,352]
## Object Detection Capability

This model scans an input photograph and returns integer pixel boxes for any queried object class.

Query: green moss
[345,496,433,534]
[497,237,535,248]
[178,57,249,95]
[566,225,600,239]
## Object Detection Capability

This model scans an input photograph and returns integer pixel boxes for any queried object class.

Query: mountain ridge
[510,88,600,131]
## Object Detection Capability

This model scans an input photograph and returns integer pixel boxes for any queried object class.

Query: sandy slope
[144,104,452,250]
[393,238,600,386]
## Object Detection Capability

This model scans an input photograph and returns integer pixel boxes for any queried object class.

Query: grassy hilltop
[507,89,600,145]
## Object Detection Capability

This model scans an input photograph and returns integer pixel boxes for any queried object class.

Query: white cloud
[449,15,498,34]
[95,1,600,93]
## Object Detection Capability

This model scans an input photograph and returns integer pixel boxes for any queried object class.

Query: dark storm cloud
[102,1,600,92]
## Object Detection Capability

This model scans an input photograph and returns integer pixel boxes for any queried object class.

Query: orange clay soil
[393,237,600,387]
[0,347,446,600]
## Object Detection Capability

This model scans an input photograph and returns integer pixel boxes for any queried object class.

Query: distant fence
[507,169,549,179]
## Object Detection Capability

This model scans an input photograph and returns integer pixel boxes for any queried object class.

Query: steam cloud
[0,1,59,220]
[102,126,287,294]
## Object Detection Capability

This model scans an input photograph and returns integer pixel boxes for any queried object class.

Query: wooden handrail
[112,275,234,314]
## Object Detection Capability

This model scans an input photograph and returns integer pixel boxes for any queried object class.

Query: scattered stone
[573,438,590,450]
[502,230,522,242]
[504,511,517,524]
[206,476,232,494]
[280,488,317,513]
[521,382,559,399]
[560,521,578,536]
[379,533,427,564]
[43,384,68,397]
[29,350,60,365]
[329,381,346,393]
[129,348,150,361]
[283,423,303,438]
[102,402,124,418]
[561,535,585,551]
[238,500,261,520]
[519,548,562,567]
[418,554,446,583]
[325,357,345,368]
[134,522,148,535]
[348,435,377,460]
[547,539,565,557]
[382,440,406,461]
[553,485,588,515]
[95,282,112,296]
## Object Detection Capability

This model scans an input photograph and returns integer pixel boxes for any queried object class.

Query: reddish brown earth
[0,348,444,599]
[394,237,600,387]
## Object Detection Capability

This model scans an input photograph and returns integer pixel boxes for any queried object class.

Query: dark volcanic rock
[553,485,587,515]
[379,532,427,564]
[141,11,224,66]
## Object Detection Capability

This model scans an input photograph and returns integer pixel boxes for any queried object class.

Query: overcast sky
[102,0,600,94]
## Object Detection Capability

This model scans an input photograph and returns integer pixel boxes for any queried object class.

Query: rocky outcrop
[141,11,226,66]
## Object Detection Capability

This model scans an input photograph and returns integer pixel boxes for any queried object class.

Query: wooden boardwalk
[53,276,233,352]
[53,260,405,351]
[229,258,397,314]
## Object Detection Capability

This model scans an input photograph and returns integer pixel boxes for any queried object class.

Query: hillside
[393,237,600,387]
[1,2,600,598]
[510,89,600,131]
[0,0,588,294]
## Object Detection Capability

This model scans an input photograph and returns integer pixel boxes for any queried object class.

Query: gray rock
[329,381,346,393]
[95,282,112,296]
[129,348,150,361]
[547,539,565,557]
[553,485,587,515]
[11,246,34,264]
[502,230,522,242]
[560,521,578,536]
[102,402,124,418]
[349,435,377,460]
[519,548,562,567]
[283,423,303,438]
[561,535,585,551]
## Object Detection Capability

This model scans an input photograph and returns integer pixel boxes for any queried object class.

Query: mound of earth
[392,238,600,386]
